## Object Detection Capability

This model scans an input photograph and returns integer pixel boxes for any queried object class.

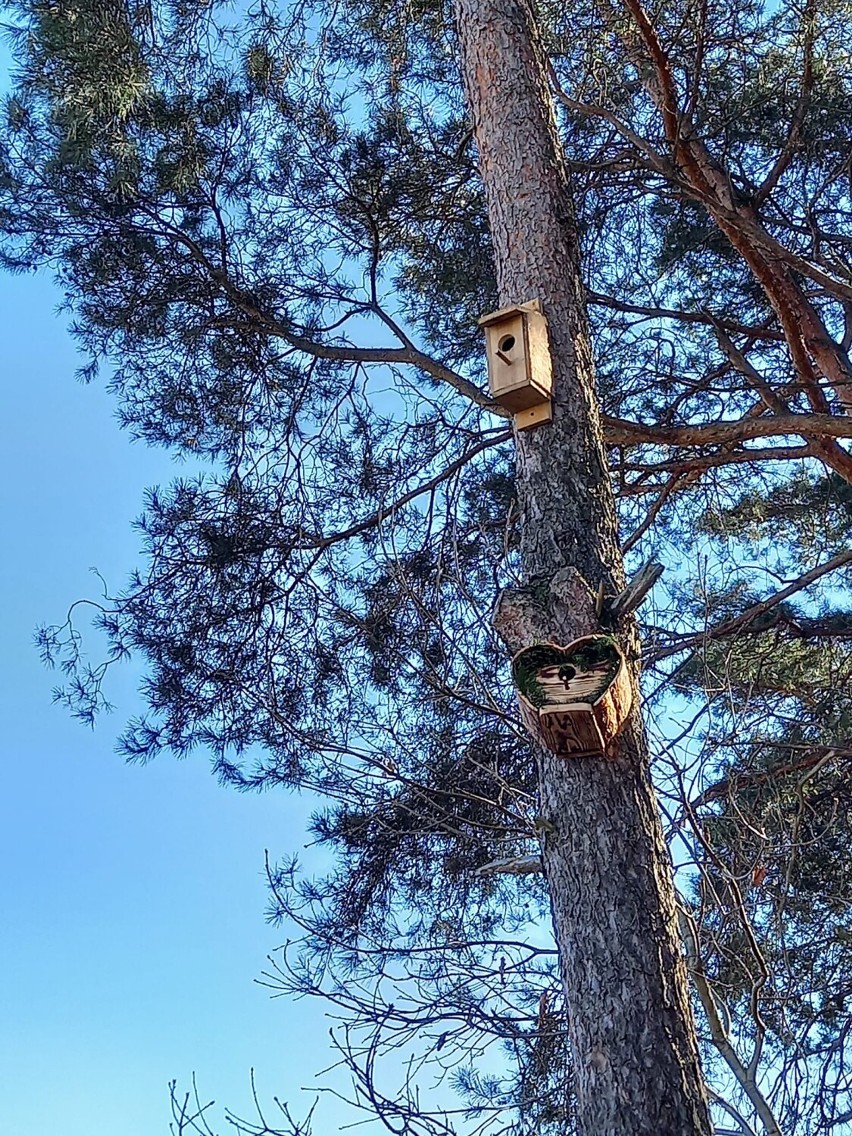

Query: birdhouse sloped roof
[477,298,542,327]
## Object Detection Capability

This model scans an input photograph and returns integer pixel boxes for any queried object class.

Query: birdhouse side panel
[517,694,542,745]
[592,666,634,750]
[524,309,553,398]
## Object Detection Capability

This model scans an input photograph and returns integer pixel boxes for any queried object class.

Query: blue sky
[0,269,349,1134]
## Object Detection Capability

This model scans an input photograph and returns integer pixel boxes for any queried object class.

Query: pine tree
[453,1,710,1130]
[4,0,852,1132]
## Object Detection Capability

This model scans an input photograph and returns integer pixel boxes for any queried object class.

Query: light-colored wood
[478,298,543,324]
[536,661,612,705]
[523,306,553,395]
[514,400,552,430]
[479,300,553,422]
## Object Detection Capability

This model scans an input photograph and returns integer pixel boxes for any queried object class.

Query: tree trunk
[452,1,714,1132]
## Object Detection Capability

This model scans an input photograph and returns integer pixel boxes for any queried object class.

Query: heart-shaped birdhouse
[512,635,633,757]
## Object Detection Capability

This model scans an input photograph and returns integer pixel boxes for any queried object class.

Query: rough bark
[452,0,714,1132]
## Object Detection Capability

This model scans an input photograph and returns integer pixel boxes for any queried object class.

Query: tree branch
[618,444,815,479]
[146,207,506,415]
[752,0,816,207]
[678,907,784,1136]
[648,549,852,662]
[298,430,513,550]
[475,853,543,876]
[587,292,785,342]
[604,412,852,448]
[690,749,847,812]
[608,560,664,618]
[711,324,852,481]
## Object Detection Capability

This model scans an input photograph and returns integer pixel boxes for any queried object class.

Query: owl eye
[558,665,576,682]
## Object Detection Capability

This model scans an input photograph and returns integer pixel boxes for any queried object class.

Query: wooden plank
[514,400,552,430]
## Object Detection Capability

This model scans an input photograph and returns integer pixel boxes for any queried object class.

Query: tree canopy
[3,0,852,1131]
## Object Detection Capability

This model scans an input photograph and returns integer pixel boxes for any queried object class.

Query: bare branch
[678,908,784,1136]
[587,293,785,342]
[753,0,816,207]
[648,548,852,663]
[299,429,513,551]
[608,561,664,619]
[604,412,852,448]
[475,853,543,876]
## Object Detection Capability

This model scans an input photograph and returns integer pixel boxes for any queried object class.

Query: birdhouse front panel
[512,636,633,758]
[484,314,540,411]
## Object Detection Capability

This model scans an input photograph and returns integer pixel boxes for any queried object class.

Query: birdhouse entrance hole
[497,334,516,363]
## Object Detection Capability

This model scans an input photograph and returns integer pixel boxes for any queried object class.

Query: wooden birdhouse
[479,299,553,431]
[512,636,633,758]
